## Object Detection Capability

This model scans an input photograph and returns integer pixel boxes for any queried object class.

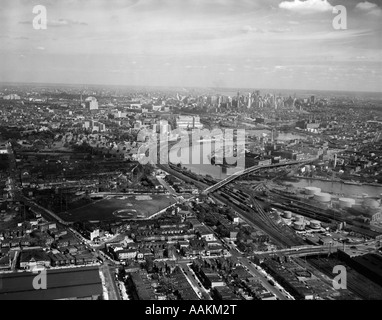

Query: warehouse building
[0,266,103,300]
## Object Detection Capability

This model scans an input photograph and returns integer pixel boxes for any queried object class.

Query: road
[100,262,121,300]
[158,162,296,300]
[177,261,212,300]
[225,245,290,300]
[156,176,177,196]
[204,158,318,194]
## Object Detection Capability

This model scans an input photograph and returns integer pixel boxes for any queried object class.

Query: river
[167,130,381,197]
[285,178,382,198]
[168,130,307,179]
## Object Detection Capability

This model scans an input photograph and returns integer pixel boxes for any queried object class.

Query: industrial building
[0,266,103,300]
[347,198,382,223]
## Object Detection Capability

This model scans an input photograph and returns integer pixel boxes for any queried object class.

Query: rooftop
[0,266,102,300]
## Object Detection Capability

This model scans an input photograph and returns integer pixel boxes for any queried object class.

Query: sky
[0,0,381,92]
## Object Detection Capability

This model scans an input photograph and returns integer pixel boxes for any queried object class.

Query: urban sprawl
[0,83,381,300]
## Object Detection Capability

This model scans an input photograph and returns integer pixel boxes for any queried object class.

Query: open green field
[57,194,176,222]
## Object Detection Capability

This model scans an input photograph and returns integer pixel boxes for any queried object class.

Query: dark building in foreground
[0,266,102,300]
[338,250,382,287]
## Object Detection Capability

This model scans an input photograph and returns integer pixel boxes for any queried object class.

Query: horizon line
[1,80,382,95]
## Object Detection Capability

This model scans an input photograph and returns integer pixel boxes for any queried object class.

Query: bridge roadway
[203,157,318,194]
[252,240,378,257]
[20,194,70,226]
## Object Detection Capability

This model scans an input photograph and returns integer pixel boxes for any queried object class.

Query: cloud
[269,27,291,33]
[49,19,88,27]
[36,46,45,50]
[13,36,29,40]
[184,65,208,69]
[279,0,333,13]
[241,25,264,33]
[354,1,382,16]
[241,25,290,34]
[20,18,87,27]
[355,1,377,11]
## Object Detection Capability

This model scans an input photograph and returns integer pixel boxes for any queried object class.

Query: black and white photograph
[0,0,381,306]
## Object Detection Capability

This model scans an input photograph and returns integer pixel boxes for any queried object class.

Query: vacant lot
[58,195,176,222]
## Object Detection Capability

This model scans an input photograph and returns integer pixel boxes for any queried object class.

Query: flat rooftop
[0,266,102,300]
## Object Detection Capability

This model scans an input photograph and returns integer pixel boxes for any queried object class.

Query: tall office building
[85,97,99,111]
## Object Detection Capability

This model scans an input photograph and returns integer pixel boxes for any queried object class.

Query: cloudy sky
[0,0,381,91]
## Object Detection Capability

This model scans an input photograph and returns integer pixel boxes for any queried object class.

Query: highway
[253,240,380,257]
[204,157,318,194]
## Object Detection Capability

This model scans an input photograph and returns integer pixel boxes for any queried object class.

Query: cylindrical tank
[284,211,292,219]
[293,221,305,231]
[314,192,331,202]
[304,186,321,195]
[310,220,321,229]
[362,198,380,209]
[339,198,355,209]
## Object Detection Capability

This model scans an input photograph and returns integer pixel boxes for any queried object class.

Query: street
[177,261,212,300]
[100,261,121,300]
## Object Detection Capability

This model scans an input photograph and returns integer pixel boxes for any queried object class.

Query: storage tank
[309,220,321,229]
[284,211,292,219]
[314,192,331,203]
[339,198,355,209]
[293,221,305,231]
[304,186,321,195]
[363,198,380,209]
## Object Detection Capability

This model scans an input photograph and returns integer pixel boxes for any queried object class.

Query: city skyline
[1,0,382,92]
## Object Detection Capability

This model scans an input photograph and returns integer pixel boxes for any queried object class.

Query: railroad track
[307,256,382,300]
[212,192,293,248]
[216,183,304,247]
[233,183,304,247]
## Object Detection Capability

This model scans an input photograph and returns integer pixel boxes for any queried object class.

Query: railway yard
[159,161,382,300]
